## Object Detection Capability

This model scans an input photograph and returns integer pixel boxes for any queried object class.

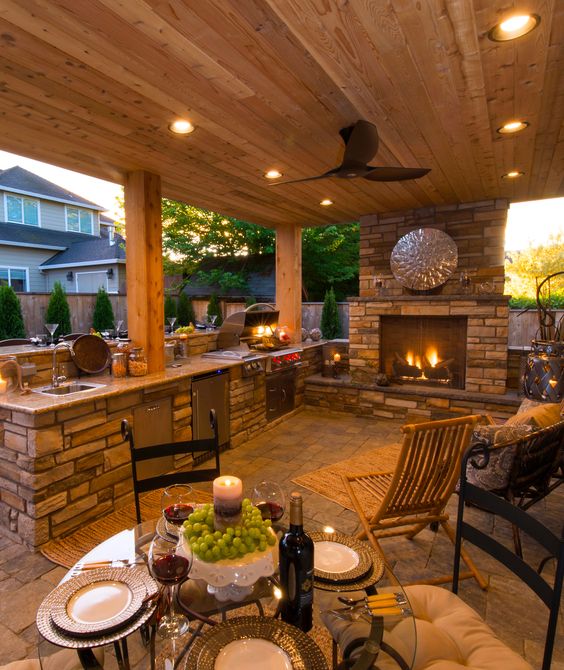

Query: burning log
[423,356,455,370]
[423,366,451,380]
[393,352,422,378]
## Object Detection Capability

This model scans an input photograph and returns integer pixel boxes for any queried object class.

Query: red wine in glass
[151,553,191,585]
[257,501,284,522]
[163,503,193,526]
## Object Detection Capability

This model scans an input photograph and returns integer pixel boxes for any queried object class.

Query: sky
[1,149,563,249]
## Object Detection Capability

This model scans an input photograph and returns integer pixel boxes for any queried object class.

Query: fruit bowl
[180,530,278,601]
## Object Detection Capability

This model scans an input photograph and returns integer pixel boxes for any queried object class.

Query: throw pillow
[516,398,543,414]
[505,402,561,429]
[465,424,533,491]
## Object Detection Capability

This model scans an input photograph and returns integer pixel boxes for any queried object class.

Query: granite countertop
[0,341,324,414]
[0,355,244,414]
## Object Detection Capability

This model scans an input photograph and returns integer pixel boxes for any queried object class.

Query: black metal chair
[0,338,31,346]
[455,442,564,670]
[121,409,220,524]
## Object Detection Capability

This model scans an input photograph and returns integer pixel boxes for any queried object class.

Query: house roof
[182,254,274,300]
[0,166,105,211]
[40,234,126,268]
[0,221,96,251]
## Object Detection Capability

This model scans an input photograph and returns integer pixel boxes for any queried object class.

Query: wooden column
[124,170,164,373]
[275,224,302,342]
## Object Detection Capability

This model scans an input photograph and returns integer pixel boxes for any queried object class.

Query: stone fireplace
[349,199,510,396]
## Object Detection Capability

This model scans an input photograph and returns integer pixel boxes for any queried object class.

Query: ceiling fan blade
[340,120,379,167]
[268,169,337,186]
[364,166,430,182]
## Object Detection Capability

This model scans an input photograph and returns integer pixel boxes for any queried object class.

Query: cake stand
[180,530,278,602]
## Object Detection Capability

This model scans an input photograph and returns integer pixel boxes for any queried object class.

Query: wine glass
[205,314,217,331]
[167,317,177,334]
[44,323,59,345]
[148,534,191,638]
[115,319,124,338]
[161,484,193,534]
[251,481,286,524]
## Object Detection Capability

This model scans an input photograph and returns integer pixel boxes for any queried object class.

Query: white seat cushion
[401,585,532,670]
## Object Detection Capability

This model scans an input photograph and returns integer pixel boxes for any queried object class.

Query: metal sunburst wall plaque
[390,228,458,290]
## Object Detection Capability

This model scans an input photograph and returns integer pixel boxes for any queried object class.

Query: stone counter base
[0,378,192,549]
[305,374,520,423]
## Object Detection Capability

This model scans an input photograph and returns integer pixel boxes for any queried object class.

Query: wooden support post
[275,224,302,342]
[124,171,164,373]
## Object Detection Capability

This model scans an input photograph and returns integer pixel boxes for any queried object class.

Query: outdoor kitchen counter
[0,354,256,414]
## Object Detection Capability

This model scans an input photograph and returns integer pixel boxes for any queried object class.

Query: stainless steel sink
[34,382,105,396]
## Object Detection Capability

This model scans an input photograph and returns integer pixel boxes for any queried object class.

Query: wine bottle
[278,491,314,632]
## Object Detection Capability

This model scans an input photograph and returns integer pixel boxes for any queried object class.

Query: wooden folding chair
[342,414,488,590]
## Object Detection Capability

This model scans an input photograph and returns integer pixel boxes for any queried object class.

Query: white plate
[215,639,292,670]
[314,541,360,574]
[67,581,133,625]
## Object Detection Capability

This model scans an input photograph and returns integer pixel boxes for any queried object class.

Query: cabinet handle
[146,405,160,413]
[281,389,287,401]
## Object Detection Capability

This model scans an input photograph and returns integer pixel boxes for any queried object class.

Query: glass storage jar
[128,347,148,376]
[111,352,127,378]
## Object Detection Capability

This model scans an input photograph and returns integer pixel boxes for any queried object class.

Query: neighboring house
[0,166,125,293]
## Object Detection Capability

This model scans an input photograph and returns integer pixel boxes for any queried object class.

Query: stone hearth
[349,294,509,395]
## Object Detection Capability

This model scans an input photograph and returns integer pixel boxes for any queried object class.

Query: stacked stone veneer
[351,200,510,394]
[0,378,193,549]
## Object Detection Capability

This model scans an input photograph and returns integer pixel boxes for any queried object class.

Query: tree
[320,287,341,339]
[161,199,275,276]
[0,286,25,339]
[92,287,115,331]
[505,234,564,307]
[45,282,71,337]
[164,295,177,320]
[302,224,359,300]
[207,294,223,327]
[177,293,195,326]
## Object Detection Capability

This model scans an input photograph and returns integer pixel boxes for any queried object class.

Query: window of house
[0,267,28,291]
[5,194,39,226]
[66,207,93,234]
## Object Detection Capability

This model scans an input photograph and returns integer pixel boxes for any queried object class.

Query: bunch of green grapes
[182,499,277,563]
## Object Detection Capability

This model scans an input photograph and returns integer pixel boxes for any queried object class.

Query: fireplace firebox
[380,316,467,389]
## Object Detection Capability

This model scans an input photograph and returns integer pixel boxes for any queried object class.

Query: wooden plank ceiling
[0,0,561,227]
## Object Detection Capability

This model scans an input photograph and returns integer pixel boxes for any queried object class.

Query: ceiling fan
[270,120,430,186]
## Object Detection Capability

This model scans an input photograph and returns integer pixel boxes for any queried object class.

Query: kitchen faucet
[52,341,71,388]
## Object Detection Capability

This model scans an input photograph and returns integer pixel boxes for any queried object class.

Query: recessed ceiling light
[320,199,333,207]
[264,169,282,179]
[169,119,195,135]
[497,120,530,134]
[488,14,540,41]
[502,170,525,179]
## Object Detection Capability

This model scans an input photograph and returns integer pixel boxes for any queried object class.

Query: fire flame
[426,347,439,367]
[405,347,439,369]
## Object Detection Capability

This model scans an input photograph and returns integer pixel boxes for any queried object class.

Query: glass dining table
[37,518,417,670]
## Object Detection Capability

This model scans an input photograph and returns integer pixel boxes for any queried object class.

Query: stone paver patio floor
[0,408,562,668]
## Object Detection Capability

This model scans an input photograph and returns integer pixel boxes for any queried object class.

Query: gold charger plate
[310,532,372,583]
[185,616,328,670]
[50,567,147,637]
[313,537,384,592]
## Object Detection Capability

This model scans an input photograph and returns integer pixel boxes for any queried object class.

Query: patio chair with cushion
[324,440,563,670]
[342,415,487,590]
[121,408,220,524]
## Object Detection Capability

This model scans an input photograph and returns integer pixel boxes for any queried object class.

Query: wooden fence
[16,294,561,347]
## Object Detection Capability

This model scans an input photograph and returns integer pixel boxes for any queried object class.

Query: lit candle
[0,376,6,394]
[333,353,341,363]
[213,476,243,530]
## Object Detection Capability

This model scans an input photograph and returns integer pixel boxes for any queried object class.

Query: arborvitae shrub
[164,295,177,320]
[177,293,196,326]
[45,282,72,337]
[320,287,341,339]
[207,294,223,327]
[0,286,26,339]
[92,287,115,331]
